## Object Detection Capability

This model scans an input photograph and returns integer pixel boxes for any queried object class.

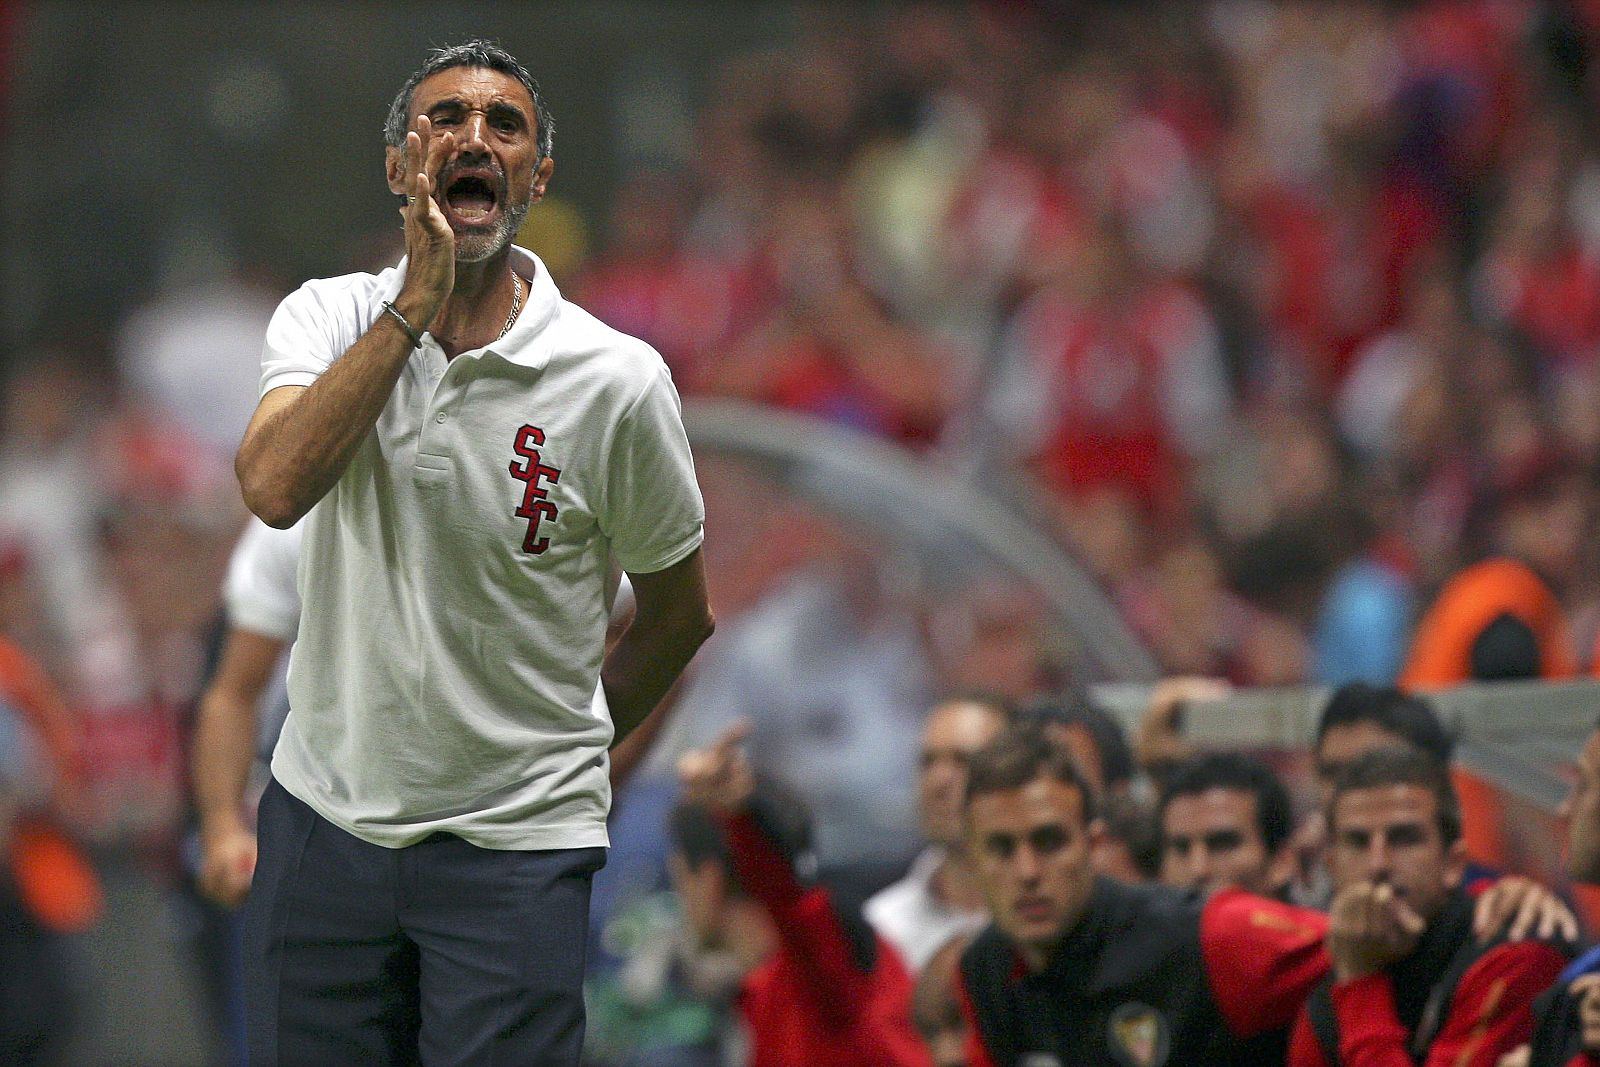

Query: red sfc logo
[508,424,562,554]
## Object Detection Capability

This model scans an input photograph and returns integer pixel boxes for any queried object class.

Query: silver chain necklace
[498,273,523,340]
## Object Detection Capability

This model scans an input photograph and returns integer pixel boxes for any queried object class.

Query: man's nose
[1364,838,1393,878]
[454,112,491,156]
[1013,844,1043,882]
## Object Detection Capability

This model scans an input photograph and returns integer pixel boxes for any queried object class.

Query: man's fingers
[1509,890,1540,941]
[1472,882,1506,939]
[405,129,422,188]
[1393,899,1426,938]
[423,127,455,192]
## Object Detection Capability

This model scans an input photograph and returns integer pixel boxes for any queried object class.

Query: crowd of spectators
[576,0,1600,691]
[7,0,1600,1062]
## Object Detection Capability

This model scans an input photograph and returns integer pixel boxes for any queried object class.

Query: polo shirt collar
[489,244,559,366]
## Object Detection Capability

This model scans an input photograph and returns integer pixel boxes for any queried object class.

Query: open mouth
[443,172,500,226]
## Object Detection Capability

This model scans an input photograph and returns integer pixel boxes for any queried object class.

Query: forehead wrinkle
[422,94,530,120]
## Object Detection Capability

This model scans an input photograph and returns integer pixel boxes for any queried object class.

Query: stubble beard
[453,195,532,264]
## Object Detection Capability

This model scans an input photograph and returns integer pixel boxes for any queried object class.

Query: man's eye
[1205,831,1244,852]
[1030,826,1068,855]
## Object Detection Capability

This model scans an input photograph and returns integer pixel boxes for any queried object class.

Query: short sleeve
[224,519,303,642]
[259,284,341,397]
[601,360,704,574]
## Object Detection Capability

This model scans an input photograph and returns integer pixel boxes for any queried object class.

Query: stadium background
[6,0,1600,1062]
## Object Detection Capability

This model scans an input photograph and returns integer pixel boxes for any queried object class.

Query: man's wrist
[391,291,442,336]
[198,809,249,841]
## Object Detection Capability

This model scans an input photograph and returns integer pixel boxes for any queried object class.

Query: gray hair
[383,39,554,160]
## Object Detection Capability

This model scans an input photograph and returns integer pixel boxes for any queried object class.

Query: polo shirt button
[436,412,447,423]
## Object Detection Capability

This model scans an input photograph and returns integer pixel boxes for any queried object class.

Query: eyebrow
[423,97,529,123]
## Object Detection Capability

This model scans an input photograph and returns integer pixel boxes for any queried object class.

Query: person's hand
[1572,973,1600,1051]
[677,720,755,816]
[198,820,257,909]
[1495,1045,1529,1067]
[1473,876,1579,943]
[395,114,456,327]
[1564,728,1600,883]
[1134,677,1228,774]
[1327,882,1426,982]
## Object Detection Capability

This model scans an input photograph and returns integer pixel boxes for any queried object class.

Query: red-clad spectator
[672,722,933,1067]
[1288,749,1568,1067]
[989,223,1230,515]
[708,195,953,445]
[574,170,760,391]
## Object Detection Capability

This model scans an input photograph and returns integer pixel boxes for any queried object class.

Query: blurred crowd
[578,0,1600,691]
[7,0,1600,1063]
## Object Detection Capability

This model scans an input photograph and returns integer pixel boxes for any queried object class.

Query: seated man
[1290,748,1570,1067]
[1159,751,1295,899]
[957,724,1332,1066]
[672,722,931,1067]
[867,693,1012,974]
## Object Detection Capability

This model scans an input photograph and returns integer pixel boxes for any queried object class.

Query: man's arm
[603,548,713,749]
[236,115,457,528]
[192,628,284,907]
[1322,941,1568,1067]
[679,723,877,1028]
[1201,888,1331,1036]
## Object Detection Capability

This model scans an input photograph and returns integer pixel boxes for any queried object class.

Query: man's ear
[386,145,406,197]
[530,156,555,202]
[1267,845,1298,895]
[1442,838,1469,891]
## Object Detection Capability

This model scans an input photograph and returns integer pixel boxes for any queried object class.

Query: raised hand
[396,114,456,328]
[1472,876,1578,943]
[678,720,755,816]
[1564,728,1600,883]
[1327,881,1426,981]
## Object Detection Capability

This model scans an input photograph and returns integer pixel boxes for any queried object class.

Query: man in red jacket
[1289,748,1569,1067]
[671,721,932,1067]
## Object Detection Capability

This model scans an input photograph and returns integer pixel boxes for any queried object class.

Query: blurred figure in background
[1159,751,1296,899]
[866,692,1011,974]
[1289,749,1568,1067]
[672,722,931,1067]
[0,632,100,1065]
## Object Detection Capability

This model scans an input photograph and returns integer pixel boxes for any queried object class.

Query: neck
[427,246,519,358]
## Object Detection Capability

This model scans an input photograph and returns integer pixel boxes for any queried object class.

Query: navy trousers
[244,778,604,1066]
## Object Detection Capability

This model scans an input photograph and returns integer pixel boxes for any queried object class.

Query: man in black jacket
[956,724,1330,1067]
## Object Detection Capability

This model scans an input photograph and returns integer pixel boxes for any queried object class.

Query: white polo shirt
[258,246,704,850]
[223,517,303,756]
[225,517,303,644]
